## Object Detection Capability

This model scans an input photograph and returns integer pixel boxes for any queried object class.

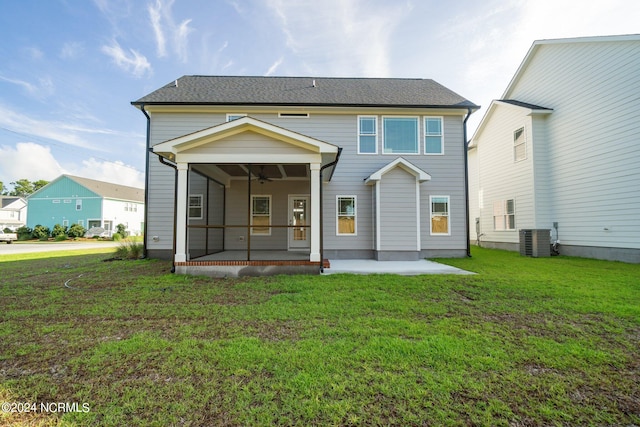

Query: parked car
[84,227,112,238]
[0,230,18,244]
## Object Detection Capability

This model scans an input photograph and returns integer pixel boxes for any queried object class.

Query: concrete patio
[322,259,475,275]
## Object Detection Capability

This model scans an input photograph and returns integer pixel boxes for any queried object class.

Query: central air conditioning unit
[519,229,551,257]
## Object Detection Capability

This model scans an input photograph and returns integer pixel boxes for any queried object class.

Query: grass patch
[0,248,638,426]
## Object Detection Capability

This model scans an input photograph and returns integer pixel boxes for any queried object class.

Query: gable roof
[29,175,144,203]
[132,76,479,109]
[502,34,640,100]
[365,158,431,184]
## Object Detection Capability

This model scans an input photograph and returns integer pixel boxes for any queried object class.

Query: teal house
[27,175,145,236]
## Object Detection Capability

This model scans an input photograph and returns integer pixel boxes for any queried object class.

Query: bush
[3,227,12,233]
[15,226,32,240]
[32,225,50,240]
[55,234,68,241]
[114,239,144,260]
[116,223,128,238]
[52,224,68,237]
[112,233,123,241]
[67,224,86,239]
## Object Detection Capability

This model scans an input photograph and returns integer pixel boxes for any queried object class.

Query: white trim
[375,182,381,251]
[309,164,321,262]
[336,195,357,236]
[424,116,444,155]
[415,178,421,250]
[175,164,188,262]
[429,195,451,236]
[288,194,310,250]
[357,115,378,155]
[365,157,431,184]
[382,116,420,155]
[250,195,272,236]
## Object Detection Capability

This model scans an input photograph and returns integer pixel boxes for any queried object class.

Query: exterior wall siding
[147,110,469,258]
[379,168,417,250]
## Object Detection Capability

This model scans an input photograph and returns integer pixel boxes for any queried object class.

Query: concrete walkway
[322,259,474,275]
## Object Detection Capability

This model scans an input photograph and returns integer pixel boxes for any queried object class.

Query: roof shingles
[133,76,478,109]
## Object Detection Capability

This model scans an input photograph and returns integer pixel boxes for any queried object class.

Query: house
[469,34,640,263]
[27,175,145,236]
[0,196,27,231]
[132,76,478,276]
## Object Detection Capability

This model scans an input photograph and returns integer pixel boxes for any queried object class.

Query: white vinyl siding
[382,117,419,154]
[336,196,357,236]
[425,117,444,155]
[358,116,377,154]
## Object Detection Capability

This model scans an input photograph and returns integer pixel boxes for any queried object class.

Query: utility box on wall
[519,229,551,257]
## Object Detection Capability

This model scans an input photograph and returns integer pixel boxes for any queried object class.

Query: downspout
[156,153,178,273]
[319,147,343,272]
[140,104,151,258]
[463,107,473,258]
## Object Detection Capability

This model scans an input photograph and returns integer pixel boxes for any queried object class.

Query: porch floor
[192,250,311,261]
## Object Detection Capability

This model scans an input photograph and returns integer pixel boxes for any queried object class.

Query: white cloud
[264,0,408,77]
[60,41,84,59]
[101,40,152,78]
[148,0,194,63]
[0,143,65,183]
[0,74,55,99]
[265,57,284,76]
[74,158,145,188]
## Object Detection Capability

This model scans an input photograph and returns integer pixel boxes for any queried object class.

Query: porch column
[310,163,321,262]
[175,163,188,263]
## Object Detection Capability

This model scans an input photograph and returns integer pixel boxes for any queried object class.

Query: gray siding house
[133,76,478,276]
[469,35,640,263]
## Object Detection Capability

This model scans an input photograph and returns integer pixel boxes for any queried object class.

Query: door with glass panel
[288,195,310,249]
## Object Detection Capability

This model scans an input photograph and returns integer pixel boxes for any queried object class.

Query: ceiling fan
[252,165,273,184]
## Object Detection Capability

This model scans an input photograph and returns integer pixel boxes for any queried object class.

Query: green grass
[0,248,638,426]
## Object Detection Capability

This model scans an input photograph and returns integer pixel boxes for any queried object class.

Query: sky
[1,0,638,191]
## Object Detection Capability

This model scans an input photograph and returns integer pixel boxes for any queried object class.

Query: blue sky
[1,0,638,190]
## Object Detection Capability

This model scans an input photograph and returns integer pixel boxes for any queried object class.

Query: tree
[32,180,49,192]
[7,179,49,197]
[0,181,5,195]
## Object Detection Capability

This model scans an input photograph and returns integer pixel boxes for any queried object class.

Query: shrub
[112,233,123,241]
[116,223,128,238]
[3,227,12,233]
[32,225,50,240]
[55,234,68,241]
[15,226,32,240]
[67,224,86,239]
[52,224,68,237]
[114,239,144,260]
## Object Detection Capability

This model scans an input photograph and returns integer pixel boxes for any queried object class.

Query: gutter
[463,107,473,258]
[140,104,151,259]
[155,154,178,273]
[319,147,343,273]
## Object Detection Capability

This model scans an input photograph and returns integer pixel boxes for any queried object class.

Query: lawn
[0,247,638,426]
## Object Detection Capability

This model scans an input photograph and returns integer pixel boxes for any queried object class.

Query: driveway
[0,241,120,255]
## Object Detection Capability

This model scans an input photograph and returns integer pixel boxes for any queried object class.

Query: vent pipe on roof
[312,79,316,87]
[174,79,178,87]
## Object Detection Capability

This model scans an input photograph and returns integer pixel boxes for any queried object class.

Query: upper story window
[76,199,82,211]
[226,114,247,122]
[358,116,377,154]
[425,117,443,155]
[514,127,526,161]
[382,117,419,154]
[493,199,515,230]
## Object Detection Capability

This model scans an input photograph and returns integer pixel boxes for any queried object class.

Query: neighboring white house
[469,34,640,263]
[0,196,27,230]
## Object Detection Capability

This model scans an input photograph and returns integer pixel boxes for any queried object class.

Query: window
[78,220,84,226]
[226,114,247,122]
[514,127,526,161]
[425,117,443,154]
[251,195,271,235]
[337,196,356,235]
[358,116,377,154]
[189,195,203,219]
[493,199,515,230]
[52,200,61,204]
[76,199,82,211]
[383,117,419,154]
[430,196,450,235]
[63,199,72,204]
[62,220,69,227]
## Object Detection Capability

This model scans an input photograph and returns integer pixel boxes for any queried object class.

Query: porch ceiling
[193,163,310,182]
